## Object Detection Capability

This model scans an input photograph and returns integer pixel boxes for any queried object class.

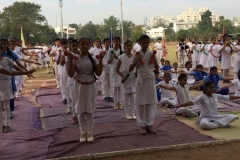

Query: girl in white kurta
[191,41,201,69]
[152,38,162,64]
[116,40,137,120]
[67,38,104,143]
[65,40,79,125]
[233,35,240,79]
[208,37,221,68]
[156,72,177,107]
[129,34,159,135]
[219,41,234,81]
[175,81,239,130]
[157,73,203,118]
[199,38,210,67]
[108,36,123,109]
[102,38,113,102]
[90,38,103,95]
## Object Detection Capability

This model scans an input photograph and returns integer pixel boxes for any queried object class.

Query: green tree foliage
[130,26,145,42]
[0,1,57,44]
[78,21,97,40]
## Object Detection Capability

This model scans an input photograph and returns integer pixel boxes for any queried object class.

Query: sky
[1,0,240,28]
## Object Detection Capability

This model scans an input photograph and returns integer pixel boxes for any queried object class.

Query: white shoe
[131,114,137,120]
[126,114,132,120]
[87,132,94,142]
[80,132,86,143]
[56,85,60,89]
[67,107,72,114]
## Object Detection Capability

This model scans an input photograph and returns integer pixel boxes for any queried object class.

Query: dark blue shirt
[204,75,224,90]
[160,65,172,71]
[190,71,208,81]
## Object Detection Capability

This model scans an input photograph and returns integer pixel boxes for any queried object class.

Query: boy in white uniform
[153,38,162,64]
[41,42,49,68]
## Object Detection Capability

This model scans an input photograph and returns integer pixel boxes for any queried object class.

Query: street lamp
[59,0,63,38]
[55,15,57,28]
[120,0,124,43]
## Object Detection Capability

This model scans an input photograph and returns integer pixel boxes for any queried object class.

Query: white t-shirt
[157,81,175,99]
[177,47,186,56]
[154,42,162,50]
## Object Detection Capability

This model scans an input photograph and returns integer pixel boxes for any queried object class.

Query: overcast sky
[1,0,240,28]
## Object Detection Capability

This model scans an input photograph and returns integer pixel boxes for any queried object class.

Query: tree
[0,1,56,44]
[130,26,145,42]
[102,15,120,38]
[197,10,213,31]
[78,21,97,40]
[121,20,135,41]
[69,23,82,38]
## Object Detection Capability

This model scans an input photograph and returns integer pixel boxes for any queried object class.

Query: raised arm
[189,81,204,90]
[67,56,75,78]
[95,52,104,76]
[0,67,35,76]
[156,83,175,90]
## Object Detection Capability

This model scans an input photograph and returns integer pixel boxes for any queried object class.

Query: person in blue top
[203,66,232,95]
[160,60,172,71]
[154,70,162,103]
[189,64,208,90]
[0,38,34,124]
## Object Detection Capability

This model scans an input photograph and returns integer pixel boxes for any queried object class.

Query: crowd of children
[1,33,240,142]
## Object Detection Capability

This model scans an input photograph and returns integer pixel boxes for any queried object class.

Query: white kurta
[208,44,220,67]
[192,44,201,62]
[0,58,14,101]
[108,48,121,87]
[74,54,98,113]
[233,45,240,73]
[154,42,163,62]
[220,45,233,69]
[65,56,75,99]
[42,46,49,62]
[118,53,136,93]
[183,68,195,84]
[170,68,179,84]
[192,94,238,128]
[158,81,177,106]
[132,49,157,105]
[199,44,210,67]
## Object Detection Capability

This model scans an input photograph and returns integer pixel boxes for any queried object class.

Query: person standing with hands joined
[129,34,159,135]
[67,38,104,143]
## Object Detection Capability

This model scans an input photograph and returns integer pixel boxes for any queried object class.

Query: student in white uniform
[157,74,203,117]
[233,35,240,79]
[49,38,61,88]
[199,38,210,67]
[67,38,104,143]
[156,72,177,107]
[34,42,42,69]
[41,42,50,68]
[65,39,79,125]
[129,34,159,135]
[170,62,180,84]
[175,81,239,130]
[191,39,201,69]
[180,61,195,84]
[90,38,103,95]
[208,37,220,68]
[153,38,162,64]
[219,34,234,82]
[176,45,186,66]
[116,40,137,120]
[108,36,123,109]
[102,38,113,102]
[133,39,141,53]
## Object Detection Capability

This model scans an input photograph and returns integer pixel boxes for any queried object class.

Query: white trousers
[160,97,177,106]
[136,104,156,127]
[67,84,77,117]
[113,87,122,104]
[178,54,185,65]
[176,106,201,117]
[1,100,10,136]
[208,59,218,68]
[200,118,220,130]
[192,61,199,70]
[223,69,230,79]
[101,71,113,98]
[124,93,135,115]
[156,51,163,64]
[78,112,94,133]
[54,62,60,87]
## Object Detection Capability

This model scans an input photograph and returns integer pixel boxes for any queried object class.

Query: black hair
[178,73,187,81]
[113,36,123,55]
[67,38,74,41]
[180,39,184,42]
[158,37,162,40]
[153,70,159,74]
[79,38,96,79]
[165,60,170,64]
[61,39,68,45]
[160,58,165,61]
[209,66,218,75]
[89,39,94,47]
[0,38,13,59]
[196,64,203,70]
[136,39,139,42]
[164,72,171,77]
[103,38,110,43]
[180,46,185,50]
[203,81,214,94]
[211,37,216,41]
[95,38,102,49]
[0,44,3,51]
[54,38,60,42]
[124,40,132,48]
[139,34,150,43]
[238,70,240,81]
[173,62,178,66]
[185,61,192,67]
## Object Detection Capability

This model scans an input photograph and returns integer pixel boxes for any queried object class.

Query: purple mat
[38,94,66,108]
[46,117,214,159]
[35,88,61,97]
[0,130,54,160]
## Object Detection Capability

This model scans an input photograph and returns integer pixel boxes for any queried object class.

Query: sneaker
[104,97,109,102]
[63,99,68,105]
[126,114,132,120]
[118,103,124,109]
[146,125,157,134]
[10,112,14,119]
[56,85,60,89]
[114,103,118,110]
[66,107,72,114]
[4,126,11,133]
[71,116,78,125]
[79,132,86,143]
[139,127,147,135]
[87,132,94,142]
[131,114,137,120]
[109,97,114,102]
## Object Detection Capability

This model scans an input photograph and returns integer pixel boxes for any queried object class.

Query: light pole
[120,0,124,43]
[59,0,63,38]
[55,15,57,28]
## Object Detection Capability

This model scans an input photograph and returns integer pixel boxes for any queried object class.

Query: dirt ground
[100,142,240,160]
